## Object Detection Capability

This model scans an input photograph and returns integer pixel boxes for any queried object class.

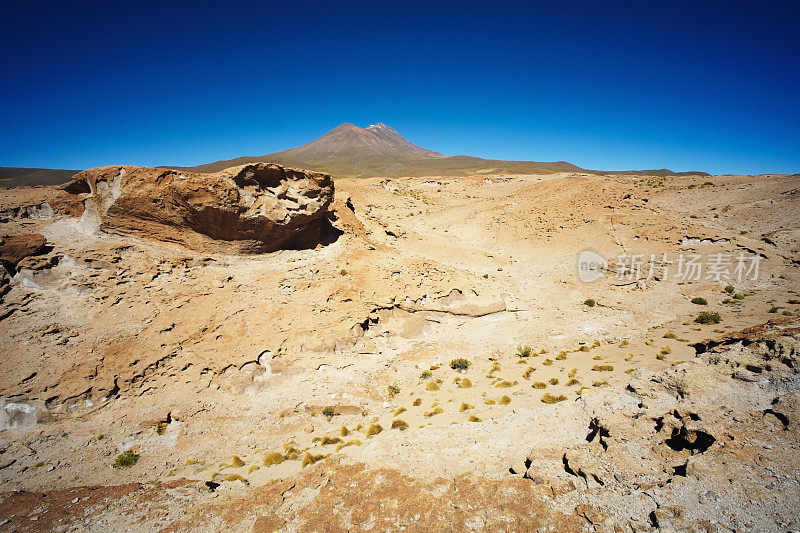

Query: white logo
[578,250,607,283]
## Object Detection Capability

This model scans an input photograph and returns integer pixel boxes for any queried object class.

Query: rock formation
[0,233,47,274]
[62,163,335,253]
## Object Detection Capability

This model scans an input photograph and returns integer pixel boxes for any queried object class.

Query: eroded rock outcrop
[62,163,336,253]
[0,233,47,274]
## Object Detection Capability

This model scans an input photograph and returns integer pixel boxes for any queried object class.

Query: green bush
[517,345,532,357]
[322,406,336,418]
[691,297,708,305]
[450,358,470,371]
[113,450,139,469]
[584,298,596,307]
[695,311,722,324]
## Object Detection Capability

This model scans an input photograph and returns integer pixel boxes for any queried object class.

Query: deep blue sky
[1,1,798,174]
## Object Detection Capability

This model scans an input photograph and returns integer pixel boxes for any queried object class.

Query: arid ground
[1,168,799,531]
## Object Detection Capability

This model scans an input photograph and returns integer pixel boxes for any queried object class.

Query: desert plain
[0,164,799,532]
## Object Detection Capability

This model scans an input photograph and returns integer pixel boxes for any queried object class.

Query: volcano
[179,123,585,178]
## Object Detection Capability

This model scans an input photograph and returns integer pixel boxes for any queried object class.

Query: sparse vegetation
[155,421,168,435]
[724,285,735,294]
[549,377,559,385]
[522,367,533,379]
[426,382,440,391]
[499,395,511,405]
[366,424,383,437]
[391,419,409,430]
[394,407,407,416]
[263,452,284,466]
[412,398,422,406]
[227,455,245,468]
[459,378,473,388]
[584,298,596,307]
[222,474,247,483]
[420,370,432,379]
[592,364,614,372]
[579,346,590,352]
[541,393,567,404]
[619,339,629,346]
[459,402,474,411]
[468,415,482,422]
[695,311,722,324]
[517,345,533,357]
[532,381,547,389]
[450,358,471,371]
[556,351,567,360]
[424,407,444,417]
[592,380,610,387]
[691,297,708,305]
[322,406,336,418]
[542,358,553,366]
[113,450,140,469]
[387,384,400,397]
[663,332,678,339]
[566,378,580,386]
[335,439,362,451]
[302,452,328,467]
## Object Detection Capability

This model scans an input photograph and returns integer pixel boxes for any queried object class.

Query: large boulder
[62,163,336,253]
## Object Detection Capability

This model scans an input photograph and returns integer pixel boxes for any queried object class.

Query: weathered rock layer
[62,163,335,253]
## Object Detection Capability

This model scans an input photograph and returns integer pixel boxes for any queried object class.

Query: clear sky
[1,1,798,174]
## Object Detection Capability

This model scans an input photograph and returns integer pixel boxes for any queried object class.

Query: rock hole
[763,409,789,428]
[586,418,609,450]
[665,426,716,454]
[509,467,517,475]
[673,462,687,477]
[649,511,659,528]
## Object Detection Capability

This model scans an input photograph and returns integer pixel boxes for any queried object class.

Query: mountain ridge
[174,123,594,177]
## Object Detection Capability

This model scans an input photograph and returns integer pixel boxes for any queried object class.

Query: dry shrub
[541,393,567,404]
[391,419,409,430]
[263,452,285,466]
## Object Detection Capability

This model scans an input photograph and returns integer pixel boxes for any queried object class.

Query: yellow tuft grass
[263,452,285,466]
[391,419,409,431]
[541,393,567,404]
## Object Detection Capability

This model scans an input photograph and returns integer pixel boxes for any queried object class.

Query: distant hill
[0,166,78,187]
[175,123,585,178]
[596,168,710,177]
[0,125,709,187]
